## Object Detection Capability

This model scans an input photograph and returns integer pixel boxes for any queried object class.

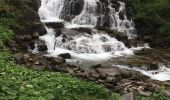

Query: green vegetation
[0,51,113,99]
[131,0,170,37]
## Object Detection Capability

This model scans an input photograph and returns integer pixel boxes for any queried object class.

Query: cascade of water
[39,0,136,37]
[37,0,136,58]
[71,0,99,26]
[114,64,170,81]
[39,0,65,22]
[37,0,170,81]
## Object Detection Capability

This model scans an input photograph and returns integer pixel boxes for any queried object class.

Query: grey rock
[58,53,71,59]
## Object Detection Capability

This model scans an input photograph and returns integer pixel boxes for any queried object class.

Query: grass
[0,51,113,100]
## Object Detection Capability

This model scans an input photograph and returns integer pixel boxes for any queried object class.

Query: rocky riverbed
[9,39,170,97]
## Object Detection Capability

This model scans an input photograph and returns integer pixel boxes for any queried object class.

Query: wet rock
[60,0,84,21]
[102,15,114,28]
[50,57,66,65]
[102,45,112,52]
[91,64,102,69]
[99,36,108,42]
[55,29,62,37]
[15,35,32,42]
[37,40,48,52]
[58,53,71,59]
[76,71,89,78]
[49,65,68,73]
[148,63,159,70]
[96,68,120,79]
[163,54,170,61]
[72,27,92,34]
[32,22,47,36]
[45,22,64,29]
[32,32,39,39]
[121,92,136,100]
[89,69,100,79]
[145,84,156,92]
[29,41,35,50]
[106,76,114,83]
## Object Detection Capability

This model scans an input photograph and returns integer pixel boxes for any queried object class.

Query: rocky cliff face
[3,0,47,51]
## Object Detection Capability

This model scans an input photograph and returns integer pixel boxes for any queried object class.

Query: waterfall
[71,0,99,26]
[37,0,170,81]
[39,0,65,22]
[38,0,136,59]
[39,0,136,37]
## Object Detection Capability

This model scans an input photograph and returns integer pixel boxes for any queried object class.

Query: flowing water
[38,0,170,81]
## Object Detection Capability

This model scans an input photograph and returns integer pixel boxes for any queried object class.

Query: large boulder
[19,6,46,35]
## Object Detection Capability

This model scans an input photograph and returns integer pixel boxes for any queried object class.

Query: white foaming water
[39,0,65,22]
[39,0,136,37]
[71,0,99,26]
[40,28,133,61]
[114,64,170,81]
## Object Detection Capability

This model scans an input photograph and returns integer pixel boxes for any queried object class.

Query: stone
[32,22,47,36]
[59,0,84,21]
[91,64,102,69]
[99,36,108,42]
[149,63,159,70]
[106,76,114,83]
[50,65,68,73]
[50,57,66,65]
[29,41,35,50]
[37,40,48,52]
[89,70,100,78]
[32,32,39,39]
[164,90,170,97]
[73,27,92,34]
[15,35,32,42]
[96,68,120,79]
[14,53,24,64]
[163,54,170,61]
[68,68,75,74]
[58,53,71,59]
[138,90,152,97]
[76,71,89,78]
[45,22,64,29]
[121,92,136,100]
